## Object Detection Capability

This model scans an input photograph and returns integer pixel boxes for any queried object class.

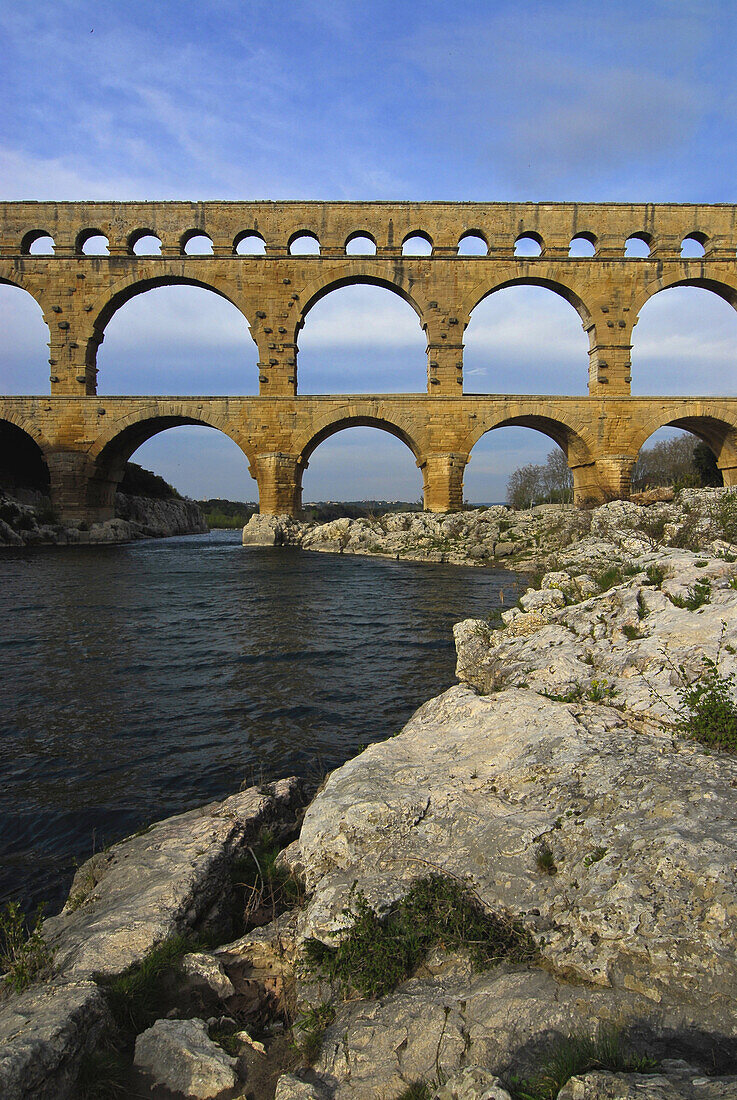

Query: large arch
[87,411,257,516]
[0,280,51,394]
[463,280,592,395]
[629,412,737,472]
[631,281,737,396]
[0,417,51,496]
[463,413,596,505]
[90,278,259,396]
[294,277,428,395]
[300,424,424,505]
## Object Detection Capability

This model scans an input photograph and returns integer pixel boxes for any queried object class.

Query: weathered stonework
[2,200,737,522]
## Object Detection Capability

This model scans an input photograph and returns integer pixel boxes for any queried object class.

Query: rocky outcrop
[0,779,304,1100]
[243,488,737,570]
[134,1017,239,1098]
[0,490,208,547]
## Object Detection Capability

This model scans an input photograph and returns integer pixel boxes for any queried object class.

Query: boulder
[433,1068,512,1100]
[44,778,303,981]
[134,1017,238,1098]
[557,1065,737,1099]
[181,953,235,1001]
[242,513,303,546]
[0,979,110,1100]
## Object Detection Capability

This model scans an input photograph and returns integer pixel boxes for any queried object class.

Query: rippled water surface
[1,531,521,912]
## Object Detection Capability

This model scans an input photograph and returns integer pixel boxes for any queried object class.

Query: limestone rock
[181,953,235,1001]
[310,968,643,1099]
[44,778,303,980]
[242,513,302,546]
[433,1068,512,1100]
[0,979,110,1100]
[134,1017,238,1098]
[557,1066,737,1099]
[275,1075,329,1099]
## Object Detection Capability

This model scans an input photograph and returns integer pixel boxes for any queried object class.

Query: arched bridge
[2,199,737,522]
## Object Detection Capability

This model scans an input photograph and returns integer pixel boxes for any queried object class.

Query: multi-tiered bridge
[1,200,736,522]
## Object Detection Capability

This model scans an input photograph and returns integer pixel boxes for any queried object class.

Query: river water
[1,531,521,914]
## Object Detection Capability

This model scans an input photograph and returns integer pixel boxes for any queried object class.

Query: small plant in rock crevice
[0,901,54,993]
[291,1001,336,1064]
[535,843,557,875]
[676,659,737,754]
[622,623,644,641]
[668,579,712,610]
[506,1025,656,1100]
[645,563,665,587]
[301,874,538,1000]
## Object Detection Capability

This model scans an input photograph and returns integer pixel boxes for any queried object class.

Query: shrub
[710,490,737,543]
[535,844,557,875]
[0,901,54,992]
[595,565,623,592]
[676,657,737,753]
[302,875,537,999]
[669,579,711,610]
[644,564,665,587]
[292,1002,336,1064]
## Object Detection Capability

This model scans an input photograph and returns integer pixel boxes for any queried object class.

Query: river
[0,530,521,914]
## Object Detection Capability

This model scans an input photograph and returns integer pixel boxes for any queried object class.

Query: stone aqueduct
[1,199,737,523]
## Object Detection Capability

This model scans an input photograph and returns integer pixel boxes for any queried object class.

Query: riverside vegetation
[2,489,737,1099]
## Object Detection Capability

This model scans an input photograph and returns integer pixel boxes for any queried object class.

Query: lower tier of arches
[2,394,737,524]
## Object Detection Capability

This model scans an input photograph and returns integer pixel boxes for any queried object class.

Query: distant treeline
[120,463,182,500]
[301,500,423,522]
[197,499,258,528]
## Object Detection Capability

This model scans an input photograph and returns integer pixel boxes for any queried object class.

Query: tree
[632,434,722,491]
[506,463,543,510]
[506,448,572,509]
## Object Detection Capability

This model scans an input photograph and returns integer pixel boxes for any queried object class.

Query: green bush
[302,875,537,999]
[677,657,737,753]
[669,579,711,610]
[710,490,737,543]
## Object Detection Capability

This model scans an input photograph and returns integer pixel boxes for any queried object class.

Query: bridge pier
[421,452,467,512]
[46,451,117,526]
[254,452,302,515]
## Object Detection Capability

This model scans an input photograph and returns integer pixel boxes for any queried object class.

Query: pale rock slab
[134,1017,238,1098]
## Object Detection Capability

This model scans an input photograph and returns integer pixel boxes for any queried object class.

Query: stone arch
[0,279,53,393]
[345,231,377,255]
[464,412,597,505]
[629,410,737,473]
[295,272,426,341]
[633,275,737,318]
[20,230,55,255]
[295,408,425,468]
[180,229,214,255]
[462,276,593,333]
[85,274,258,386]
[88,410,257,517]
[0,415,52,496]
[294,410,426,510]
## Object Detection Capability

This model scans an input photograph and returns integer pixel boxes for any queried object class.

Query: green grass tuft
[0,901,54,992]
[507,1026,656,1100]
[302,874,538,999]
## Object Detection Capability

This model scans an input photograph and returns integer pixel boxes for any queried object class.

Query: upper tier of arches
[5,201,737,260]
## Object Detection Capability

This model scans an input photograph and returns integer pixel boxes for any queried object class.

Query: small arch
[181,231,214,256]
[345,232,377,256]
[235,232,266,255]
[129,231,162,256]
[0,418,51,496]
[681,233,707,258]
[289,232,320,256]
[514,233,543,257]
[569,233,596,258]
[457,232,488,257]
[77,230,110,256]
[625,234,652,258]
[22,231,55,256]
[401,232,433,256]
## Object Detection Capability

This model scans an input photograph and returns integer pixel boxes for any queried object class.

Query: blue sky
[2,0,737,501]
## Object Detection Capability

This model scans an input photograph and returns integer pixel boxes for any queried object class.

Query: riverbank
[0,490,207,546]
[242,486,737,571]
[2,491,737,1099]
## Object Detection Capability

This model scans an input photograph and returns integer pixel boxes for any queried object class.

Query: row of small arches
[19,228,714,259]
